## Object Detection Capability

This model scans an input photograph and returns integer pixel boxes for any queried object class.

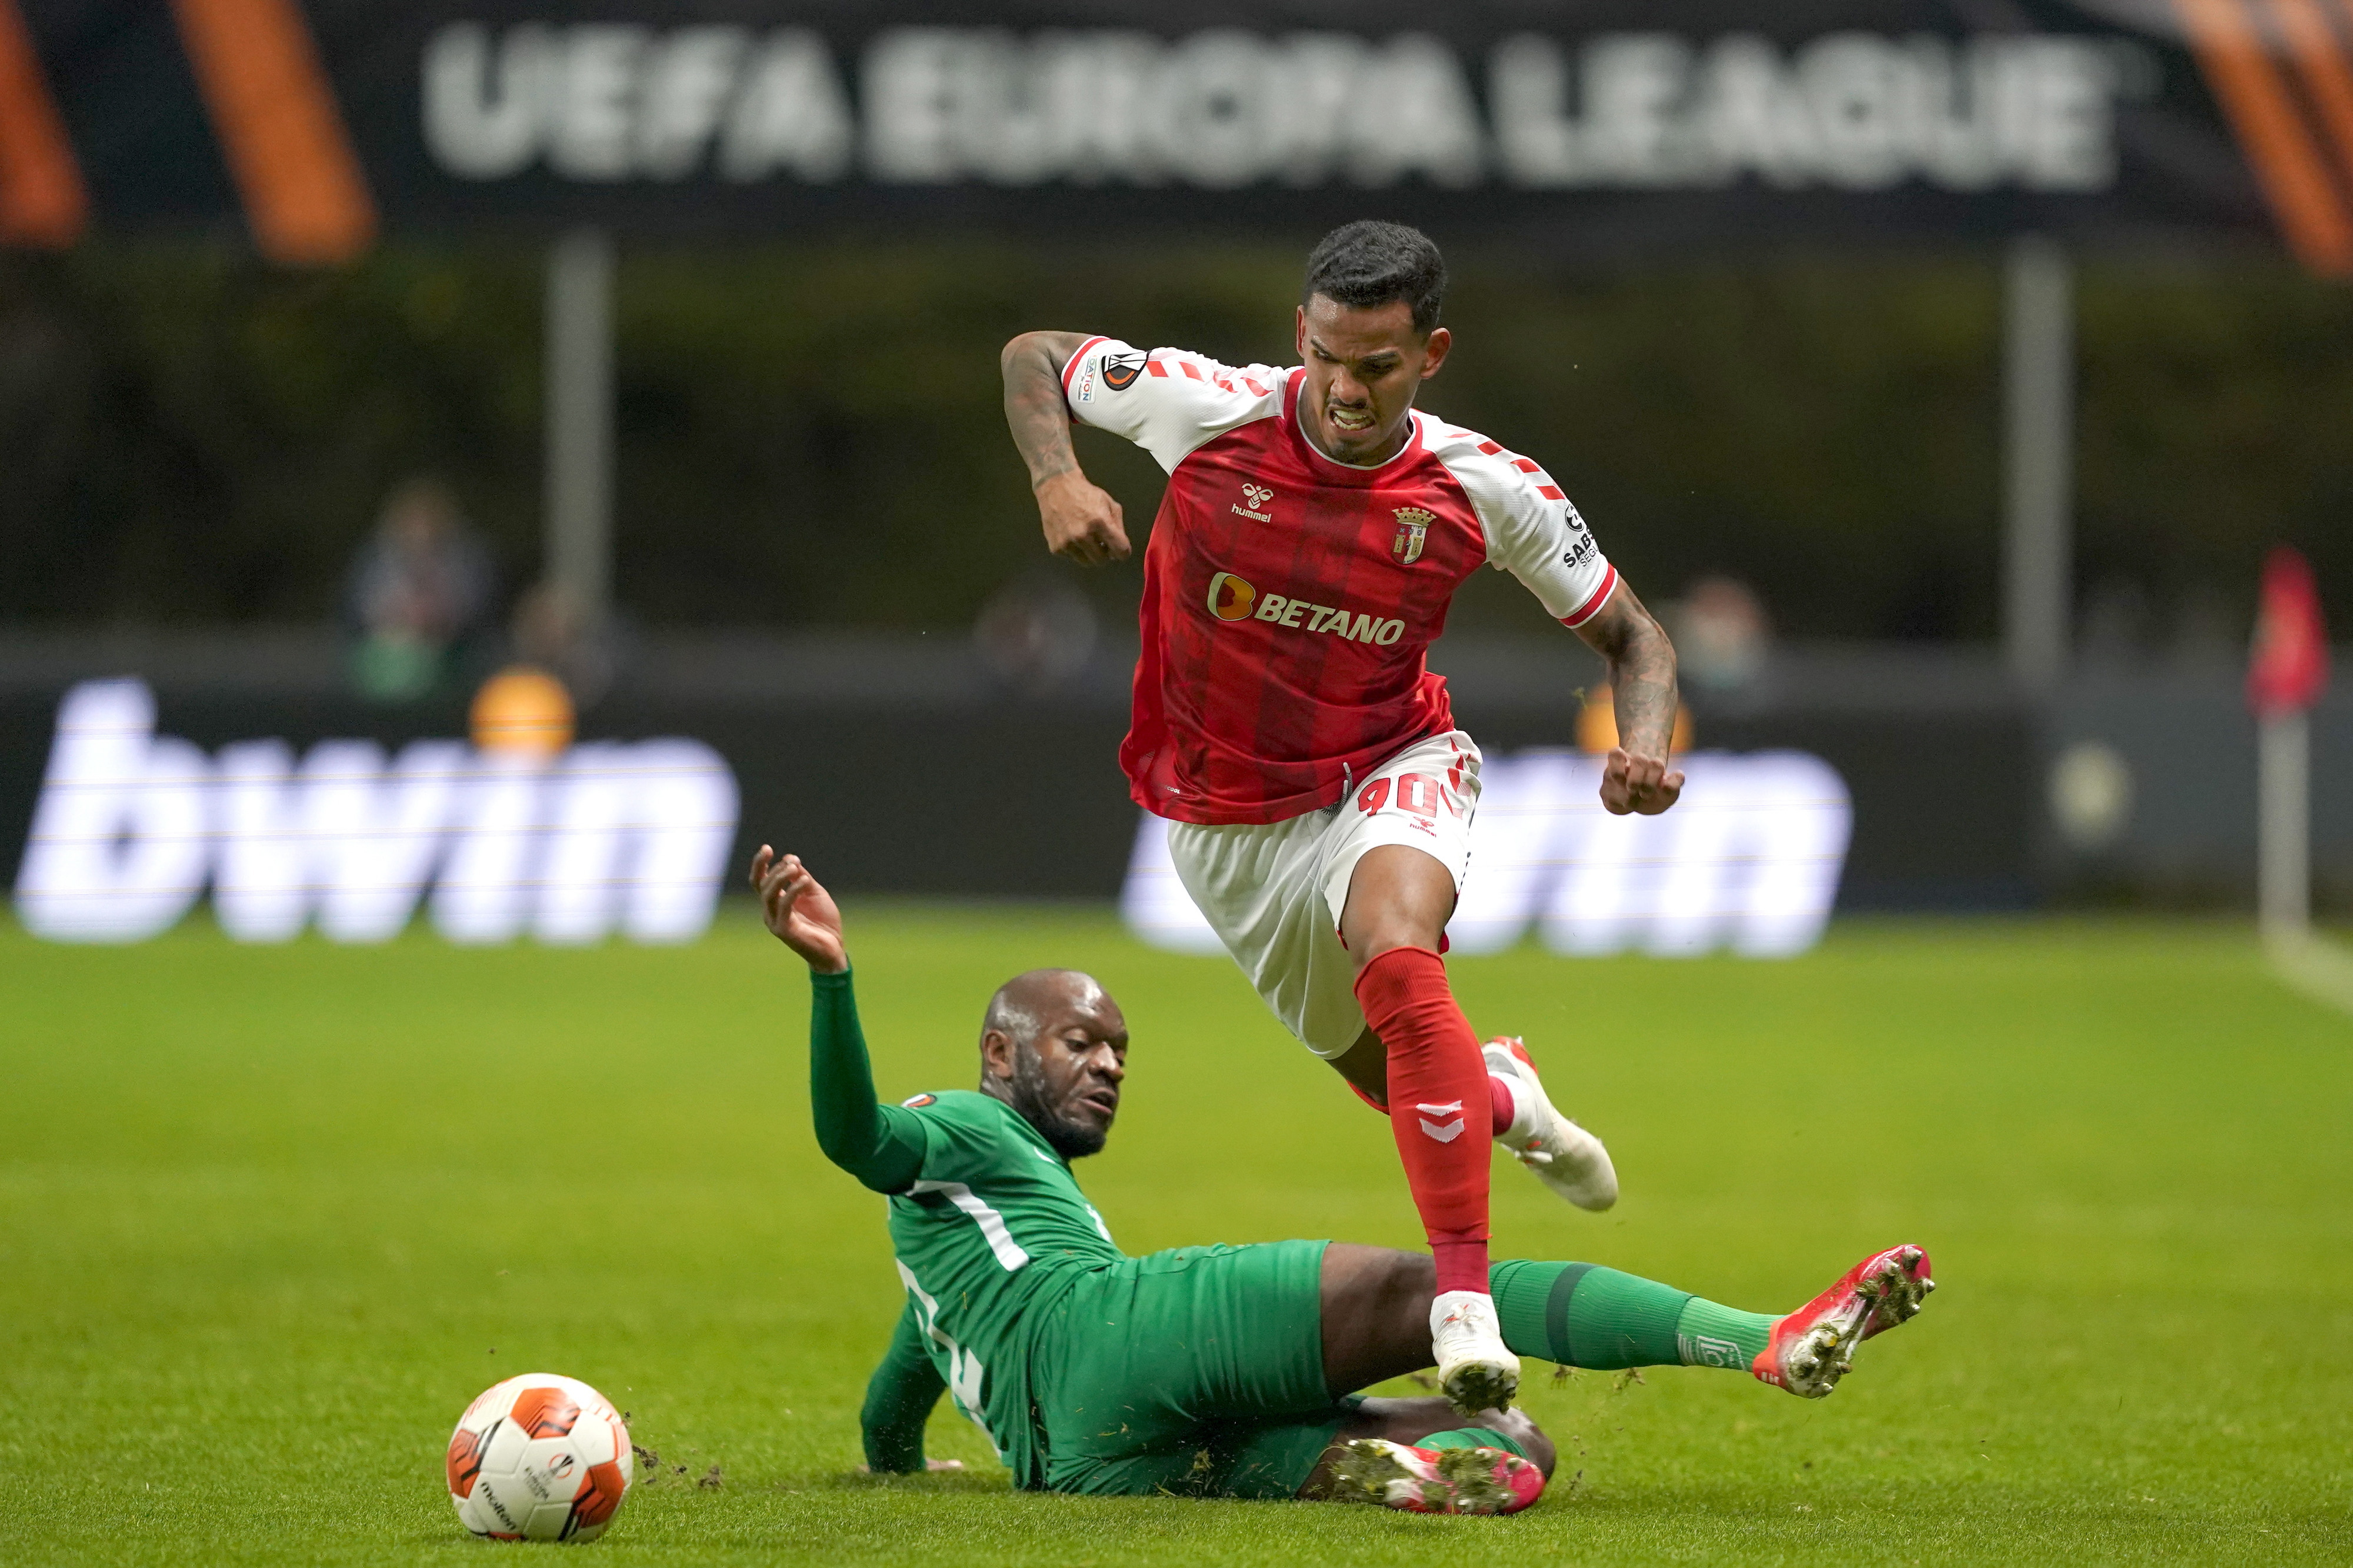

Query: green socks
[1421,1426,1527,1457]
[1489,1261,1686,1369]
[1674,1295,1777,1370]
[1489,1260,1777,1372]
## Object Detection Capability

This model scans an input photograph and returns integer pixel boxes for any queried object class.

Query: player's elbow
[814,1125,884,1187]
[813,1124,855,1169]
[818,1134,922,1196]
[1599,597,1674,673]
[1636,607,1676,672]
[1000,331,1049,379]
[1002,330,1084,386]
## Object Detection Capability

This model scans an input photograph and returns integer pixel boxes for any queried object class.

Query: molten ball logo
[1205,572,1257,621]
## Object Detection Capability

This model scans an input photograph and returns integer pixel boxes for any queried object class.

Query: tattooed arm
[1572,583,1685,816]
[1000,331,1129,565]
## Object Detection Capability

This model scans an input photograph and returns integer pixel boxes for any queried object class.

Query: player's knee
[1372,1249,1437,1352]
[1345,912,1459,977]
[1339,855,1455,969]
[1371,1247,1435,1317]
[1328,1244,1434,1329]
[1347,925,1432,972]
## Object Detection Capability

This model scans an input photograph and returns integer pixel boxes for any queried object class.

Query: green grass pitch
[2,909,2348,1564]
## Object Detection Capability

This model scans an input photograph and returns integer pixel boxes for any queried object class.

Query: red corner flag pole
[2249,547,2330,945]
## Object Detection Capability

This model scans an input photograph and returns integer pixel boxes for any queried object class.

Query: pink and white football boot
[1482,1036,1618,1211]
[1329,1437,1547,1516]
[1752,1243,1936,1398]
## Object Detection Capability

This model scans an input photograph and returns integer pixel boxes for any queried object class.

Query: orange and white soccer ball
[446,1373,632,1542]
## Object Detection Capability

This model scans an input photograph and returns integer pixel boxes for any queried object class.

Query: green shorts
[1029,1239,1357,1500]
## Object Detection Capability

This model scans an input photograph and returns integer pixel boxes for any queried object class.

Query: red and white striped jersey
[1064,335,1617,826]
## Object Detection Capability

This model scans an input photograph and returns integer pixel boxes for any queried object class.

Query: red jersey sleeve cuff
[1060,335,1109,401]
[1559,565,1619,629]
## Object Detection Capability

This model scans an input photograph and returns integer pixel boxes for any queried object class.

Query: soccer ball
[446,1373,632,1542]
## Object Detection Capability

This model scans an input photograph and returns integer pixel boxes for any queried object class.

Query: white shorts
[1165,732,1482,1059]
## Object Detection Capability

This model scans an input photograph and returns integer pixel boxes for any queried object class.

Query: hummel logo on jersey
[1232,483,1274,523]
[1417,1100,1467,1142]
[1392,507,1432,565]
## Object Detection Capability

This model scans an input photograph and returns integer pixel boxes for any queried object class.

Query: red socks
[1349,1075,1515,1137]
[1352,946,1492,1296]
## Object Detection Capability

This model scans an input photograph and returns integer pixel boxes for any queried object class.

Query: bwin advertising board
[13,679,739,946]
[1122,750,1854,959]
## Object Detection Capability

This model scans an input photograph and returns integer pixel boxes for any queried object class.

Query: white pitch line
[2267,932,2353,1017]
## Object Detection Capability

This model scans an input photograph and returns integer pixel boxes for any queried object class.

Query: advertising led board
[13,679,739,945]
[1122,749,1853,959]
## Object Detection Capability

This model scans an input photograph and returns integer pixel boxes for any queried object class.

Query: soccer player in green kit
[753,846,1935,1514]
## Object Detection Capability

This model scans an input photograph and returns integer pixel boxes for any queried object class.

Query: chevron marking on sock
[1417,1100,1466,1142]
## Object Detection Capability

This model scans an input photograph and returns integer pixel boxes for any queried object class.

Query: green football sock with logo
[1673,1295,1778,1370]
[1488,1260,1777,1371]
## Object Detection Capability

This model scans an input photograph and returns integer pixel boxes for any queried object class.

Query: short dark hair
[1302,221,1447,334]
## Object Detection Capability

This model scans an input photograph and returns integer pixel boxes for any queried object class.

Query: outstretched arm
[999,331,1129,565]
[1571,585,1685,816]
[860,1300,952,1474]
[751,846,926,1194]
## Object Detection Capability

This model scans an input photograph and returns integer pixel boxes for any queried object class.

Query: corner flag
[2248,546,2329,718]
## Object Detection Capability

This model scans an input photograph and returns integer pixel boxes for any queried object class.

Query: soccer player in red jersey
[998,221,1685,1414]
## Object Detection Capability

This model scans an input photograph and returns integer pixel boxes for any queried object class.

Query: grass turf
[1,910,2348,1564]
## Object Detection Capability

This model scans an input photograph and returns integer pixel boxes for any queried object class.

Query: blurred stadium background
[3,1,2351,1562]
[2,0,2349,925]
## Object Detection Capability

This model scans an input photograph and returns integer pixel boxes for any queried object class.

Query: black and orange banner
[169,0,374,263]
[0,0,2345,273]
[0,0,84,245]
[2177,0,2353,273]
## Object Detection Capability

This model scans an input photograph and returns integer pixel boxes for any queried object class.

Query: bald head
[978,969,1128,1159]
[982,969,1105,1050]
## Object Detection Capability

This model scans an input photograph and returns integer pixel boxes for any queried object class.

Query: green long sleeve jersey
[808,969,1124,1488]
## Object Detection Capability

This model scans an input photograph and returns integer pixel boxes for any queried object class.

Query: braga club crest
[1391,507,1432,565]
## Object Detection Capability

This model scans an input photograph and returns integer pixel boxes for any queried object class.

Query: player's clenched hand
[749,845,848,973]
[1036,471,1129,565]
[1600,747,1685,816]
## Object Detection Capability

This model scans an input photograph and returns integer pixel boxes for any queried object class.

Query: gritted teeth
[1329,405,1374,430]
